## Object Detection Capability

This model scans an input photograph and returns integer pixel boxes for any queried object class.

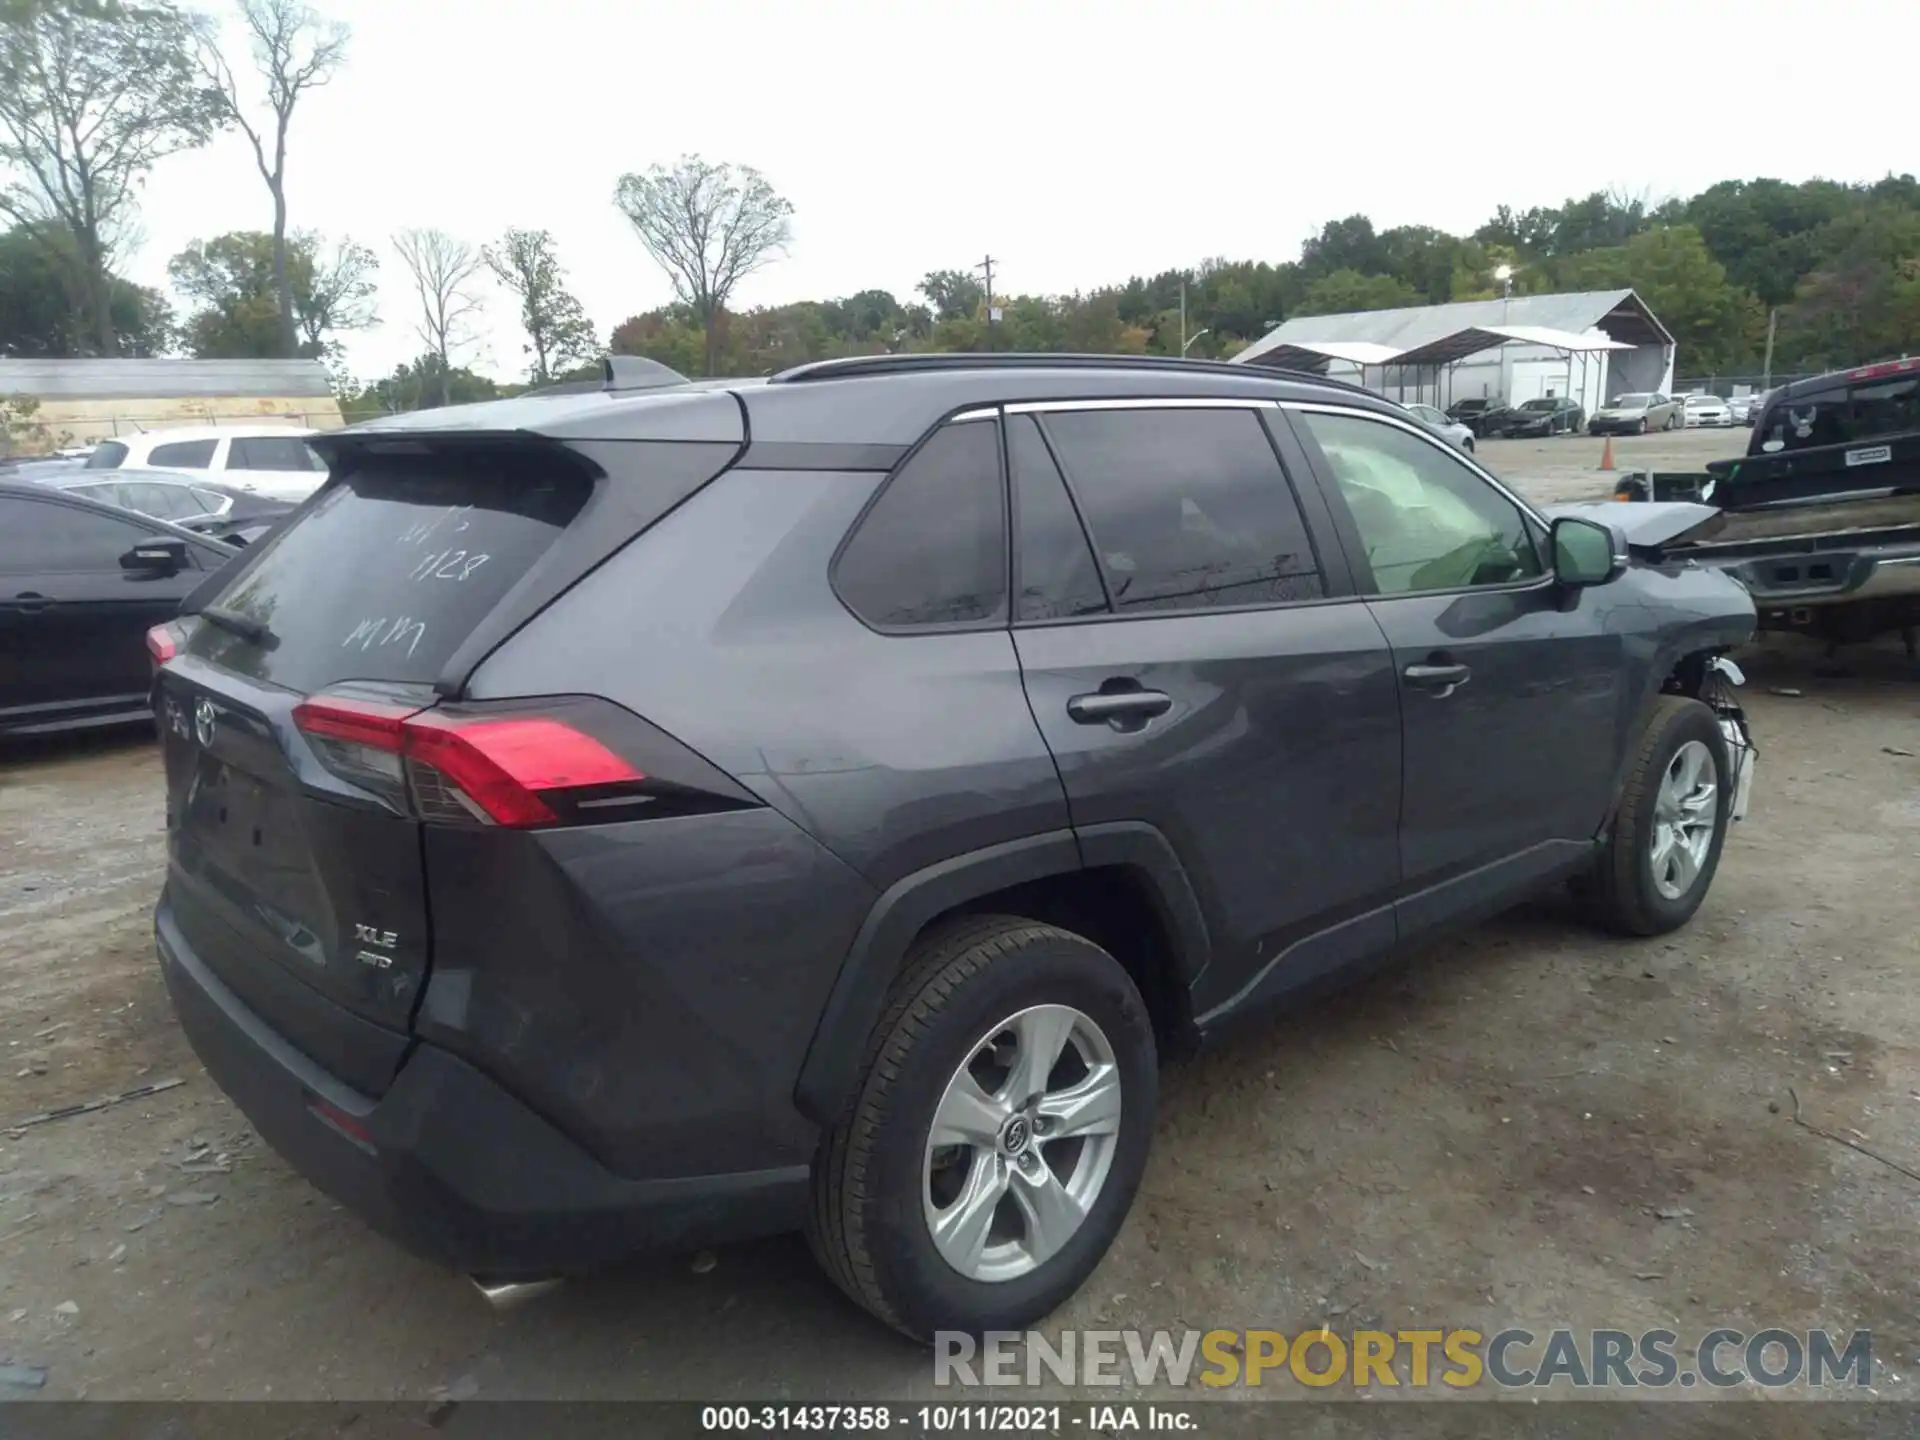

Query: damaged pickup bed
[1611,366,1920,651]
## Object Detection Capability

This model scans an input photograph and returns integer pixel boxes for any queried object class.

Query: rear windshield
[85,441,128,470]
[189,451,589,693]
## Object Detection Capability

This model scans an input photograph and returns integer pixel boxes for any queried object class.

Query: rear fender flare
[791,823,1210,1127]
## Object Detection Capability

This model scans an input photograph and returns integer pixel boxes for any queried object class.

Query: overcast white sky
[124,0,1911,385]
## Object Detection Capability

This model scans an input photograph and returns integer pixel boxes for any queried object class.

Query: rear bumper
[157,900,808,1275]
[1690,543,1920,607]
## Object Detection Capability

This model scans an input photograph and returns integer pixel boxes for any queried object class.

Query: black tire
[1584,696,1731,936]
[807,915,1158,1340]
[1637,419,1648,435]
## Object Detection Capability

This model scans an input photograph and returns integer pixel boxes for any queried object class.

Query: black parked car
[150,354,1756,1340]
[0,481,239,737]
[1444,396,1515,438]
[1498,397,1586,437]
[37,468,296,547]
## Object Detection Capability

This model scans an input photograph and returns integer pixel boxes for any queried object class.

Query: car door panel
[0,495,201,726]
[1017,610,1402,1018]
[1006,403,1403,1020]
[1282,403,1623,942]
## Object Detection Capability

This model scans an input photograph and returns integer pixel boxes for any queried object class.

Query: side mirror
[121,537,189,575]
[1551,516,1623,587]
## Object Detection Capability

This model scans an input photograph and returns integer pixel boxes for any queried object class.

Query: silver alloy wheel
[1651,738,1719,900]
[922,1004,1122,1283]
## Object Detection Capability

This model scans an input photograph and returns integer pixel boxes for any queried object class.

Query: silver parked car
[1402,402,1476,453]
[1589,393,1682,436]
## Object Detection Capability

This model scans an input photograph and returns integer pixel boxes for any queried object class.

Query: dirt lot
[4,428,1919,1411]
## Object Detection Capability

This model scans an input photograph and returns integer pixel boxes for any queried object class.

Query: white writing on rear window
[342,615,427,657]
[407,547,490,582]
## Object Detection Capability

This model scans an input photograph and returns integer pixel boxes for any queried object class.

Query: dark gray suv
[150,353,1757,1339]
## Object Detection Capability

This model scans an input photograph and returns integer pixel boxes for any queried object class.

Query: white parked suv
[82,424,328,501]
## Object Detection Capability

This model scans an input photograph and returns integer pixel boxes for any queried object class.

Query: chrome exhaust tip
[470,1275,565,1311]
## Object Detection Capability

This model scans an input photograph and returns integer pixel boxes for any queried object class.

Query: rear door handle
[10,591,54,614]
[1067,690,1173,726]
[1403,661,1470,695]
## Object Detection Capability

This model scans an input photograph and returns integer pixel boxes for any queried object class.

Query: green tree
[608,306,706,376]
[918,269,984,321]
[1295,269,1421,317]
[192,0,349,357]
[168,228,376,359]
[0,0,223,354]
[483,227,597,384]
[345,353,498,418]
[613,155,793,375]
[1558,224,1761,373]
[0,221,172,355]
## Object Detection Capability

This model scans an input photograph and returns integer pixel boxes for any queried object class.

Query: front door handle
[10,591,54,614]
[1067,689,1173,726]
[1403,661,1470,695]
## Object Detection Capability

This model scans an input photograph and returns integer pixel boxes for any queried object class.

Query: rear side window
[1849,376,1920,442]
[191,452,590,692]
[834,419,1008,629]
[148,438,218,469]
[0,496,153,574]
[231,435,321,471]
[1041,407,1323,614]
[1009,415,1108,621]
[85,441,129,470]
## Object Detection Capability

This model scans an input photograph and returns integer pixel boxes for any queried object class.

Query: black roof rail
[766,351,1373,394]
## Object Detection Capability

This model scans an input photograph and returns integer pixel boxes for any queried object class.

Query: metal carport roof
[1244,339,1406,371]
[1386,324,1638,368]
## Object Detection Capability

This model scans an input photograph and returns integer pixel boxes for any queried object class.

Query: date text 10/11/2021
[699,1404,1198,1432]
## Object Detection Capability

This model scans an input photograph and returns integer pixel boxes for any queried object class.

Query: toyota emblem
[194,698,218,748]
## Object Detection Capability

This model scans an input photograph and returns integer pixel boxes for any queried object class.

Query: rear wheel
[807,915,1158,1340]
[1583,696,1730,936]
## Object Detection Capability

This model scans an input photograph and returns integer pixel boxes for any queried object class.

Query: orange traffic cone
[1598,436,1616,472]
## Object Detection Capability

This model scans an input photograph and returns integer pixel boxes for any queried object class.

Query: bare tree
[296,232,377,354]
[0,0,224,354]
[483,227,597,385]
[391,227,484,405]
[612,155,793,374]
[193,0,349,359]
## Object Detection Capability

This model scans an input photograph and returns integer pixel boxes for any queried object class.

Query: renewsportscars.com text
[935,1327,1873,1391]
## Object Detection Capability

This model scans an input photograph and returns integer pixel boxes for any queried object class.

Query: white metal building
[1230,290,1676,417]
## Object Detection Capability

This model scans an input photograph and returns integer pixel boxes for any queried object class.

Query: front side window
[0,497,155,574]
[1294,409,1543,595]
[84,441,129,470]
[1040,406,1323,614]
[147,438,218,470]
[834,418,1008,629]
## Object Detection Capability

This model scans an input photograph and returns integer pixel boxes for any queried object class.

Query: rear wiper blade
[197,605,274,645]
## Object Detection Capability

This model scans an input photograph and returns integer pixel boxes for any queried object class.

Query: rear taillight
[146,621,187,665]
[291,693,749,829]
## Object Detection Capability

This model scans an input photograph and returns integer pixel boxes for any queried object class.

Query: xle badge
[354,923,399,969]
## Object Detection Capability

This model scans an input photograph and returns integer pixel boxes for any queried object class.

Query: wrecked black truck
[1610,358,1920,654]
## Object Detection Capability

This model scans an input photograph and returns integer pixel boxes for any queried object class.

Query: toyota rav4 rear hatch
[153,432,738,1094]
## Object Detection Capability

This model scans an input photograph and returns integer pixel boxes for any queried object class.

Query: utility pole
[976,255,997,351]
[1761,307,1778,390]
[1179,279,1187,357]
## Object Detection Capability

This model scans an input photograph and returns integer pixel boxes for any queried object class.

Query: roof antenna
[601,356,689,392]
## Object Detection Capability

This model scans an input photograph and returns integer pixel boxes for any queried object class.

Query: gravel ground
[4,427,1918,1419]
